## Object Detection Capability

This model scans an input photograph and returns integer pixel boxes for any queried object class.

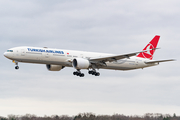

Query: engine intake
[46,64,64,71]
[72,58,90,69]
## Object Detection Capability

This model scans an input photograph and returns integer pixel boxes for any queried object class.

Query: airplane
[4,35,175,77]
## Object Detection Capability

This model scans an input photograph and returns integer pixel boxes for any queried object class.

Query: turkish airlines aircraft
[4,35,174,77]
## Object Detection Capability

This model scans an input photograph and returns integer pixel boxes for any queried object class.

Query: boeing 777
[4,35,174,77]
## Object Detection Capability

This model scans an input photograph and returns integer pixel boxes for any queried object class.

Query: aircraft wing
[144,59,175,64]
[89,49,157,63]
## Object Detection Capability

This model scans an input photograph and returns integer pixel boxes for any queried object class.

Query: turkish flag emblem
[142,43,154,60]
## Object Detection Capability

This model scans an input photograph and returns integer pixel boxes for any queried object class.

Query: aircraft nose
[4,52,7,56]
[4,52,8,58]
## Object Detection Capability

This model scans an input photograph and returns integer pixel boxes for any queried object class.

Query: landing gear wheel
[80,73,84,77]
[88,70,100,76]
[73,70,85,77]
[95,72,100,76]
[77,72,81,76]
[73,71,77,75]
[92,71,96,75]
[88,71,93,74]
[15,66,19,70]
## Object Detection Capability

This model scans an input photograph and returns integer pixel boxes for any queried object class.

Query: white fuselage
[4,46,157,71]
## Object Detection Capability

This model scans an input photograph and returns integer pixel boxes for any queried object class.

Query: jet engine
[72,58,90,69]
[46,64,64,71]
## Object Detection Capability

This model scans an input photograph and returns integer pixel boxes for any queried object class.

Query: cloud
[0,0,179,117]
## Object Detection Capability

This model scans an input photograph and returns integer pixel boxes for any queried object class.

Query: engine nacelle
[72,58,90,69]
[46,64,63,71]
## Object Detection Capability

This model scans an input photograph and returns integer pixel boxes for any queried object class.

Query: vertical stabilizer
[137,35,160,60]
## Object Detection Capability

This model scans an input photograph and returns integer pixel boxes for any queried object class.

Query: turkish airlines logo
[142,43,155,59]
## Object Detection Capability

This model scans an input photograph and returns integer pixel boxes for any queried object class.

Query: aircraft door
[45,53,49,58]
[41,52,49,61]
[21,49,25,56]
[135,59,138,65]
[80,54,83,58]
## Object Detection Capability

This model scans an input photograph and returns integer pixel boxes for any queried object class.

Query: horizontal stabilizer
[145,59,175,64]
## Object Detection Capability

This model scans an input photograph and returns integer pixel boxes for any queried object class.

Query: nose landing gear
[13,60,19,70]
[15,66,19,69]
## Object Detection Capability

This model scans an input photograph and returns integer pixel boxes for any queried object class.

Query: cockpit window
[7,50,13,52]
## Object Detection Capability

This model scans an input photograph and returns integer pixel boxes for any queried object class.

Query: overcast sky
[0,0,180,117]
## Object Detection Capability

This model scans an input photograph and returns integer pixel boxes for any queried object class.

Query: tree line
[0,113,179,120]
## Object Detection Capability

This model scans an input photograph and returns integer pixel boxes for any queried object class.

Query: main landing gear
[73,69,100,77]
[88,70,100,76]
[73,70,85,77]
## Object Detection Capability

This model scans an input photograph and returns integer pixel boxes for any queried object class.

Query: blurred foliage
[0,113,179,120]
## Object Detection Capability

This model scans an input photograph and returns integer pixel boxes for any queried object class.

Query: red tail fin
[137,35,160,60]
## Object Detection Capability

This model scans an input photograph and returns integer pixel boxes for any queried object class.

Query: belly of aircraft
[103,62,137,70]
